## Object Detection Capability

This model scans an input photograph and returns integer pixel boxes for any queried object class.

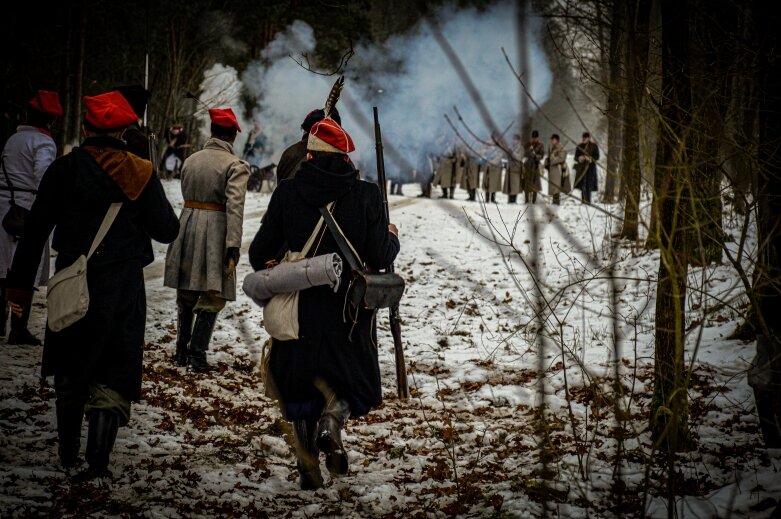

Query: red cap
[307,118,355,154]
[29,90,63,117]
[208,108,241,132]
[83,91,139,130]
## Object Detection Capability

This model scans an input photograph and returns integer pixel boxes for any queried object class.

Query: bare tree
[618,0,653,241]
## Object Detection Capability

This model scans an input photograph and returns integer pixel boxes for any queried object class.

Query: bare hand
[388,223,399,237]
[9,302,24,318]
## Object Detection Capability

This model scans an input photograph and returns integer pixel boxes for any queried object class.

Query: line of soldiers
[429,131,600,205]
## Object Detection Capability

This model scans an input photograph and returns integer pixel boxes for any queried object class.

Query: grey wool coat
[433,156,456,188]
[547,142,567,195]
[459,157,480,190]
[165,138,249,300]
[482,163,503,193]
[503,159,523,195]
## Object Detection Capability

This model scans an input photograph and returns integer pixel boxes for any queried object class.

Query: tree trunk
[619,0,653,240]
[650,0,691,452]
[752,0,781,448]
[687,1,732,266]
[603,0,625,204]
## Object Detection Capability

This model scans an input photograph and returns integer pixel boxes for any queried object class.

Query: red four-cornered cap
[208,108,241,132]
[29,90,64,117]
[307,117,355,154]
[83,91,139,130]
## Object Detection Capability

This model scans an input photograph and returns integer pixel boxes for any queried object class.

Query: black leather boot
[467,189,476,201]
[553,193,561,205]
[8,304,41,345]
[0,280,8,337]
[448,187,455,199]
[316,398,350,476]
[81,410,119,481]
[292,419,323,490]
[174,305,194,367]
[509,194,517,204]
[56,403,83,469]
[188,311,218,372]
[490,192,496,203]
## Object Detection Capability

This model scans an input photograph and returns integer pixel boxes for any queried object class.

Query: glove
[225,247,240,266]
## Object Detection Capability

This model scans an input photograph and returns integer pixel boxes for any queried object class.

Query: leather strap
[184,200,226,212]
[318,206,363,272]
[300,201,334,257]
[87,203,122,259]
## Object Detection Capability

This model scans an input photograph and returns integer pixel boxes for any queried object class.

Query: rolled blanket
[242,253,343,306]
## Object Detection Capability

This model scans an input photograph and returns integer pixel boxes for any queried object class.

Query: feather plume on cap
[323,76,344,119]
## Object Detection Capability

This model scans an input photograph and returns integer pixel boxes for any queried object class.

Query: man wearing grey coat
[164,108,249,371]
[545,134,567,205]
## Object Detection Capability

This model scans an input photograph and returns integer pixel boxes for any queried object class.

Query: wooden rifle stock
[373,107,409,400]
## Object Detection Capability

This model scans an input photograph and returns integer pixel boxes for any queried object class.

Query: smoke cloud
[207,1,553,180]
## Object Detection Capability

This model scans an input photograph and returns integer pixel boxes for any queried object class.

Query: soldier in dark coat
[248,117,399,490]
[523,130,545,204]
[276,108,341,183]
[574,131,600,203]
[6,91,179,482]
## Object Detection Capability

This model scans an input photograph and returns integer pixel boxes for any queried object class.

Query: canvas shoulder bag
[46,202,122,332]
[262,202,333,341]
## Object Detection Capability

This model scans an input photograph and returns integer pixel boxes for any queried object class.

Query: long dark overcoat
[574,141,600,192]
[7,136,179,401]
[248,155,400,420]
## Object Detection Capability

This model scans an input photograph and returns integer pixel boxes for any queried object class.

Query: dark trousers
[55,375,131,426]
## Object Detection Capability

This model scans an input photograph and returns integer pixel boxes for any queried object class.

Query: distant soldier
[482,159,502,203]
[161,123,189,179]
[574,131,600,204]
[433,154,456,199]
[0,90,62,344]
[503,134,523,203]
[164,108,250,371]
[276,108,341,183]
[545,133,567,205]
[460,155,480,201]
[523,130,544,204]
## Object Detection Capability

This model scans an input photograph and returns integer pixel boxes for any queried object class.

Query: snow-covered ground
[1,180,779,518]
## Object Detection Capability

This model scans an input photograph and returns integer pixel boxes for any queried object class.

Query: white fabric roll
[242,252,342,306]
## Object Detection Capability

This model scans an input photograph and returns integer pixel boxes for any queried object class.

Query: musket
[373,106,409,400]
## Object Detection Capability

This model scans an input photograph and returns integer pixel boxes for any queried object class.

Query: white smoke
[209,2,553,179]
[197,63,249,141]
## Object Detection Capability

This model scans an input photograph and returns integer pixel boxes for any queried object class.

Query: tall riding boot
[531,192,537,204]
[56,403,84,468]
[316,397,351,476]
[467,189,476,201]
[490,192,496,203]
[174,305,195,367]
[188,311,218,372]
[582,189,591,204]
[0,280,8,337]
[83,410,119,481]
[448,187,455,199]
[509,194,517,204]
[292,419,323,490]
[8,304,41,345]
[439,188,448,199]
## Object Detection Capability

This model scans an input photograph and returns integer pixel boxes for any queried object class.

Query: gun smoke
[200,1,553,182]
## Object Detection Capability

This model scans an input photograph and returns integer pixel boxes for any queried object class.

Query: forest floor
[1,181,780,518]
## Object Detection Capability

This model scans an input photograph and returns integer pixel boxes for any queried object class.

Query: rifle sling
[318,206,363,273]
